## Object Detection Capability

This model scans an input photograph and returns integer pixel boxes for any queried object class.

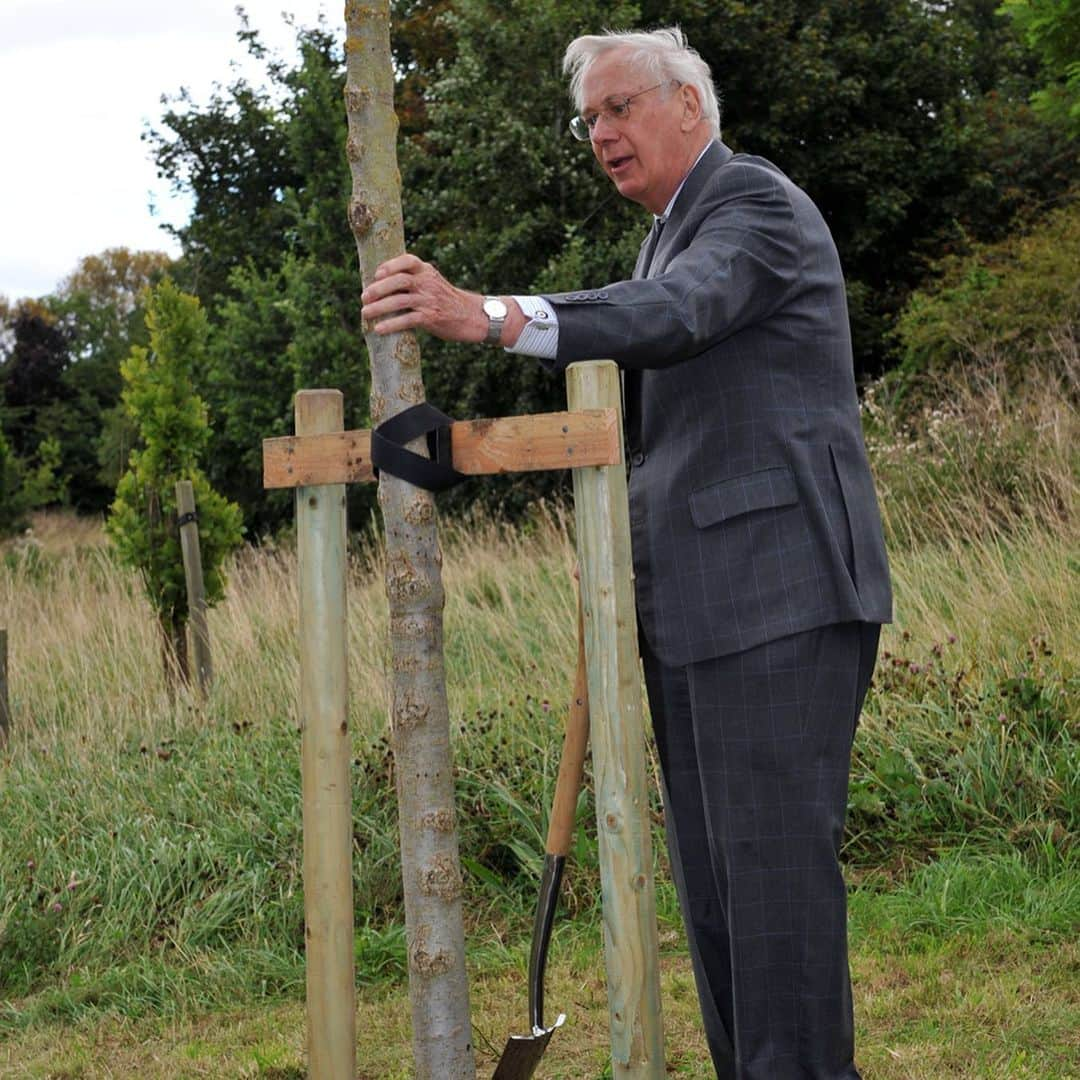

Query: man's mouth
[607,155,634,175]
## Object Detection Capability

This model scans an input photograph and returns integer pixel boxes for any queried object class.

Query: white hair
[563,26,721,138]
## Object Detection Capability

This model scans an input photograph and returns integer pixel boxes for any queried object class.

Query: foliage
[850,630,1077,863]
[147,25,371,535]
[0,253,172,517]
[51,249,174,372]
[893,193,1080,383]
[17,437,67,510]
[48,249,173,505]
[106,280,243,632]
[0,426,25,534]
[0,302,70,462]
[1001,0,1080,133]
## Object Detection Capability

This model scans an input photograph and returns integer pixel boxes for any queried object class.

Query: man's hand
[360,254,524,346]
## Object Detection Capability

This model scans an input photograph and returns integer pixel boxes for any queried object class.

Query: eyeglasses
[569,82,674,141]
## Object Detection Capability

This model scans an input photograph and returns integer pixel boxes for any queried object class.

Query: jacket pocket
[689,465,798,529]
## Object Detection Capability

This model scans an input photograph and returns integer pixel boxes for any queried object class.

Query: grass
[1,366,1077,1075]
[2,887,1076,1077]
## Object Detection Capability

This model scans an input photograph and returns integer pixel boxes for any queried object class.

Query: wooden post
[175,480,213,696]
[0,628,10,746]
[567,360,665,1078]
[296,389,355,1080]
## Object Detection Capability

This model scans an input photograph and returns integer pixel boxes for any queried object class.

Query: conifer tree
[107,279,243,686]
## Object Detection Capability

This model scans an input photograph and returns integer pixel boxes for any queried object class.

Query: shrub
[894,194,1080,384]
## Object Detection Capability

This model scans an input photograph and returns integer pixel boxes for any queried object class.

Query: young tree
[107,279,243,687]
[345,4,474,1075]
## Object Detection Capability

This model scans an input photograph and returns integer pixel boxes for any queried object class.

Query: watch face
[483,298,508,319]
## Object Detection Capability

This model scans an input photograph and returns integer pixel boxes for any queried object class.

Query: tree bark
[344,5,475,1078]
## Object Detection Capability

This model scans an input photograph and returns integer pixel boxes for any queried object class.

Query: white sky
[0,0,344,301]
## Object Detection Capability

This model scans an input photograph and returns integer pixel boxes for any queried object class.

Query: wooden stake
[175,480,213,696]
[567,360,665,1078]
[296,389,356,1080]
[0,628,10,746]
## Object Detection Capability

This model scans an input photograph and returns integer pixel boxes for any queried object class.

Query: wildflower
[998,713,1007,725]
[541,700,551,712]
[50,901,62,913]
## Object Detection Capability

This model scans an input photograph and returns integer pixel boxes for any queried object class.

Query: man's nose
[590,114,619,145]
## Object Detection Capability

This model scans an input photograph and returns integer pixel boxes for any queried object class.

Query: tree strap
[177,511,199,528]
[370,402,465,492]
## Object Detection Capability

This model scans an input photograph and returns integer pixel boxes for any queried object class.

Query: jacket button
[631,452,645,467]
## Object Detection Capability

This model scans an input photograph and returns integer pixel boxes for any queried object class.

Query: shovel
[492,591,590,1079]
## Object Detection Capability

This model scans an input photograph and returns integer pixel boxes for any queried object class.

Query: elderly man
[362,26,892,1080]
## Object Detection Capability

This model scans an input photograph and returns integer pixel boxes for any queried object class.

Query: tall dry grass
[864,358,1078,549]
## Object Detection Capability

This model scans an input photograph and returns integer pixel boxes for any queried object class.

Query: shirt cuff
[505,295,559,360]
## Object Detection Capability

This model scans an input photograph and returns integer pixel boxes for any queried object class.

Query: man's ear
[680,83,703,132]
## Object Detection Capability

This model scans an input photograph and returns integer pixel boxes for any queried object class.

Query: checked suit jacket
[543,140,892,666]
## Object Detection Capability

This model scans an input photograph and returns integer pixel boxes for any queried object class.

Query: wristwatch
[482,296,508,345]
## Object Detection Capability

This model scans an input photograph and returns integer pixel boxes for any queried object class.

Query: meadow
[0,365,1077,1077]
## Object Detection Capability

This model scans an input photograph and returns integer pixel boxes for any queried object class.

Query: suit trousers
[642,620,880,1079]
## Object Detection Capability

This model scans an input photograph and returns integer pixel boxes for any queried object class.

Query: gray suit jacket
[543,140,892,666]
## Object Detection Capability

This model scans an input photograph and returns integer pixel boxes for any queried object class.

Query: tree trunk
[344,5,475,1078]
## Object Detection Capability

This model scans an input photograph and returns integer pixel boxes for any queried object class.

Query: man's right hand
[360,254,525,347]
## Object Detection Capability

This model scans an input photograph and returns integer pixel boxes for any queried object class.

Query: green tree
[0,252,173,516]
[0,302,70,460]
[107,280,243,687]
[1002,0,1080,133]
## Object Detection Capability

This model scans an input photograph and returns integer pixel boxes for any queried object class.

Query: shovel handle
[545,588,589,857]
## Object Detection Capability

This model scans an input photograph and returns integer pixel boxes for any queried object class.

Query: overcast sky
[0,0,343,301]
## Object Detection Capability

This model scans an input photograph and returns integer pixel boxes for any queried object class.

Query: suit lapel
[624,141,734,458]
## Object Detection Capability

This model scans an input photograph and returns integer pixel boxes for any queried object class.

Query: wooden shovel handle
[545,589,590,857]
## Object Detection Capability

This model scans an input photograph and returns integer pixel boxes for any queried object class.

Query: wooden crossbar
[263,407,621,489]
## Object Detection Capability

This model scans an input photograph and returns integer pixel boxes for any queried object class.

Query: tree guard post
[175,479,213,696]
[567,360,665,1078]
[295,389,356,1080]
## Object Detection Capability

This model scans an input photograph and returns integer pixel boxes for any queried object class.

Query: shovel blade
[492,1014,565,1080]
